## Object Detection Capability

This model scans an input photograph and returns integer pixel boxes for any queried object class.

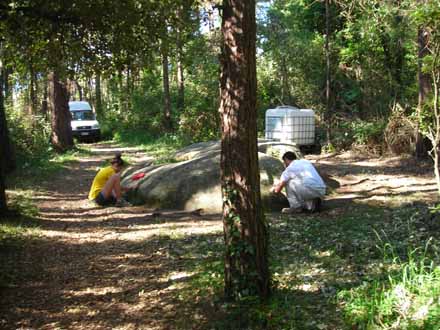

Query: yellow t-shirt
[88,166,116,200]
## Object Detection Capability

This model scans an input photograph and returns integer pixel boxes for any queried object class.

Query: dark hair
[110,153,124,166]
[282,151,297,161]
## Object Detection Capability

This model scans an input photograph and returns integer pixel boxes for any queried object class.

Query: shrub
[338,238,440,330]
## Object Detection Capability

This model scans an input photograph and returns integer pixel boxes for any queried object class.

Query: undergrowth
[174,203,440,329]
[8,146,91,188]
[338,231,440,329]
[113,129,188,164]
[0,192,40,289]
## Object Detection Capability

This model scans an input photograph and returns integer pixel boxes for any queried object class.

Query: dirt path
[0,146,437,330]
[1,144,222,330]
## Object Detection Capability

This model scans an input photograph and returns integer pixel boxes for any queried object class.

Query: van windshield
[71,111,95,121]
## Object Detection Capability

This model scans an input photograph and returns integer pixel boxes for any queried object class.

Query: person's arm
[271,180,287,194]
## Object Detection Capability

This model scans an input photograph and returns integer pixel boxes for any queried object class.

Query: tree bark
[177,33,185,113]
[220,0,270,300]
[0,57,9,213]
[95,73,103,119]
[3,67,12,109]
[48,71,74,152]
[30,65,38,116]
[415,24,431,159]
[41,77,49,119]
[324,0,332,146]
[162,45,172,131]
[0,54,16,173]
[281,57,291,105]
[75,80,83,100]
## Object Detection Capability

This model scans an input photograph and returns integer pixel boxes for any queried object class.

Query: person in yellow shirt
[88,153,128,207]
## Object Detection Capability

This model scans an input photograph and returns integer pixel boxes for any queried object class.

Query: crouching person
[88,153,129,207]
[271,151,326,214]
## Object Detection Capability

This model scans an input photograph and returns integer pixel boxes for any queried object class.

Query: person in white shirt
[271,151,326,214]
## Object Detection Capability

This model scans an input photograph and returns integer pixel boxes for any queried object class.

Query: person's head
[281,151,297,167]
[110,153,125,172]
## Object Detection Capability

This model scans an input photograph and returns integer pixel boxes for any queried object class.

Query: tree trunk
[48,71,74,152]
[177,26,185,113]
[3,67,12,109]
[220,0,270,300]
[0,55,16,173]
[176,18,185,113]
[162,46,172,131]
[75,80,83,100]
[41,77,49,119]
[126,67,132,112]
[117,69,125,115]
[0,57,9,213]
[30,65,38,116]
[325,0,332,146]
[415,25,431,159]
[281,57,291,105]
[95,73,103,119]
[431,53,440,195]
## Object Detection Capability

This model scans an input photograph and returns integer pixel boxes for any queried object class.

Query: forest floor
[0,143,438,330]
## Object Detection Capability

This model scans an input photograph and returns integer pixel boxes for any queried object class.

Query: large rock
[122,142,291,213]
[174,140,301,161]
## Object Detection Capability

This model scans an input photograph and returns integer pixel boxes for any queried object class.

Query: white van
[69,101,101,141]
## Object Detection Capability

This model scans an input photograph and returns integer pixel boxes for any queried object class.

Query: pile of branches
[384,105,415,155]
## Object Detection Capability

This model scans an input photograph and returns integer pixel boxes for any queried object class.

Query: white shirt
[281,159,326,190]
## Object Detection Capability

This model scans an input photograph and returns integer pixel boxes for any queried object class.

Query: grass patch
[338,238,440,329]
[171,202,440,329]
[9,145,91,188]
[113,130,188,164]
[0,193,40,289]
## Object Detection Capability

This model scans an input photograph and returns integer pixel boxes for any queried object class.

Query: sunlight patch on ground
[68,286,123,298]
[89,146,144,153]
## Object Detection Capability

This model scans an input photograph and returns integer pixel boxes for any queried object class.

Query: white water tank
[265,106,315,145]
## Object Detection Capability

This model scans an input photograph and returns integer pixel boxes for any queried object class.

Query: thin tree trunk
[30,65,38,116]
[177,48,185,113]
[0,55,16,173]
[281,57,290,105]
[0,57,8,213]
[4,67,12,109]
[76,80,83,100]
[41,77,49,119]
[220,0,270,300]
[95,73,102,119]
[162,46,172,131]
[432,58,440,195]
[48,71,73,152]
[177,26,185,113]
[117,70,124,114]
[126,66,131,112]
[325,0,332,146]
[415,24,431,158]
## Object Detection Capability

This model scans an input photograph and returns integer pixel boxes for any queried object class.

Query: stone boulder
[122,141,292,213]
[174,140,301,161]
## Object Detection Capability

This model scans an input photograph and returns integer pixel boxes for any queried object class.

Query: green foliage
[7,111,52,164]
[351,119,386,146]
[113,129,186,164]
[330,118,386,151]
[338,239,440,330]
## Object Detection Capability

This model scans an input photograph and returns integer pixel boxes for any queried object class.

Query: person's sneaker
[281,207,302,214]
[115,199,131,207]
